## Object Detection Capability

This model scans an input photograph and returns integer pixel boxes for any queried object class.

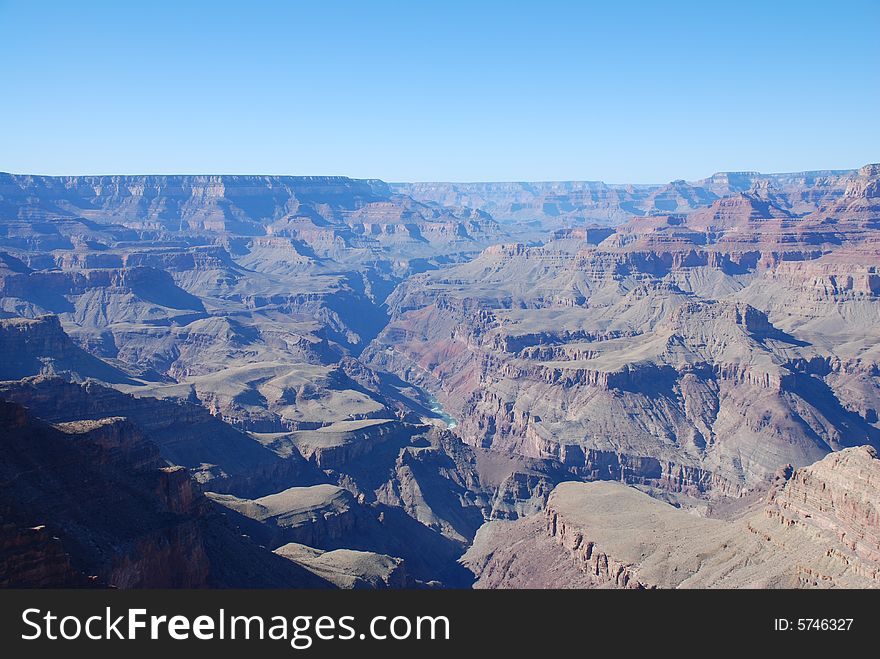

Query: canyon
[1,166,878,588]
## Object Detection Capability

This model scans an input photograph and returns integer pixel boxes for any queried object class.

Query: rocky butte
[1,166,879,588]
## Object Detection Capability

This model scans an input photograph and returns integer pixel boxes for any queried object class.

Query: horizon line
[0,163,873,187]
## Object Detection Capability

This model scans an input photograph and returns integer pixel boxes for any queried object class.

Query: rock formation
[393,167,859,230]
[274,543,412,588]
[2,164,879,588]
[463,446,880,588]
[0,401,330,588]
[366,164,880,497]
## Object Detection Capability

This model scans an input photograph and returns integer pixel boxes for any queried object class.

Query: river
[426,393,458,429]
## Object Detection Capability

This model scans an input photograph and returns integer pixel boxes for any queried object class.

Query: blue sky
[0,0,877,182]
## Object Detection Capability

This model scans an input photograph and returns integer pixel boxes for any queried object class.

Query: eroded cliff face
[0,315,134,383]
[0,173,506,484]
[0,521,93,588]
[366,167,880,497]
[2,165,880,589]
[765,447,880,567]
[0,173,503,257]
[464,446,880,589]
[0,401,329,588]
[392,167,858,230]
[0,375,314,498]
[0,331,523,588]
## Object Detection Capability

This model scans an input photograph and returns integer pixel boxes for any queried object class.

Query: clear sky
[0,0,877,182]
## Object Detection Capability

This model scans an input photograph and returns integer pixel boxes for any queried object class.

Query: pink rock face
[767,446,880,564]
